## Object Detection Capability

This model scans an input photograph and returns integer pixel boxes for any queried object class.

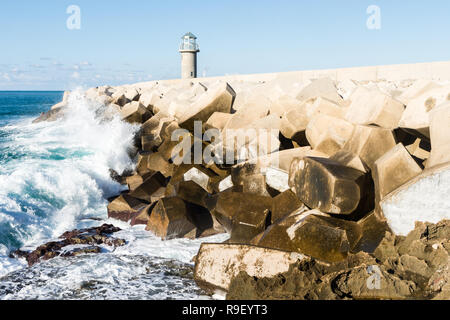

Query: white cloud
[71,71,80,79]
[2,73,11,81]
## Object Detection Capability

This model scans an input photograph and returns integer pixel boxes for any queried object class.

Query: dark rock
[10,224,125,266]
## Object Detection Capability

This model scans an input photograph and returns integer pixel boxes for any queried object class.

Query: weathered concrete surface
[193,243,304,293]
[372,143,422,208]
[294,157,369,215]
[345,86,405,129]
[381,162,450,236]
[427,102,450,168]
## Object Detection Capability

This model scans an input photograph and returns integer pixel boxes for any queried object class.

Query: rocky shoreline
[29,74,450,300]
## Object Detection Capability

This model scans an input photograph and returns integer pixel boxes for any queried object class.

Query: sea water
[0,90,227,300]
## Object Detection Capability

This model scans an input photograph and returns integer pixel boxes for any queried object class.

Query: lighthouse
[179,32,200,79]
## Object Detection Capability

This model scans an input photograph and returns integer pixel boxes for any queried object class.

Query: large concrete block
[224,101,270,131]
[135,152,152,176]
[306,114,354,156]
[120,101,152,124]
[229,205,270,243]
[427,102,450,168]
[146,152,174,178]
[126,173,151,192]
[208,190,272,234]
[128,172,167,202]
[381,162,450,236]
[296,78,344,106]
[124,87,140,102]
[269,95,304,118]
[353,211,389,254]
[345,86,405,129]
[178,82,236,131]
[271,190,306,223]
[205,112,233,131]
[342,125,397,170]
[194,243,304,293]
[397,80,441,105]
[280,108,309,144]
[330,150,368,173]
[294,157,369,215]
[111,88,129,107]
[405,138,431,162]
[174,180,209,208]
[145,197,196,240]
[372,144,422,208]
[258,212,362,263]
[107,194,148,222]
[399,85,450,138]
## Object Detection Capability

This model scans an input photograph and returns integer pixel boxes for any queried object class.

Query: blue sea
[0,90,226,300]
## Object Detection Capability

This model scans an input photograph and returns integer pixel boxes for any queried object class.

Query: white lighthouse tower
[179,32,200,79]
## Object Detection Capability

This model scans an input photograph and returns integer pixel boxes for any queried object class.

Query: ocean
[0,90,226,300]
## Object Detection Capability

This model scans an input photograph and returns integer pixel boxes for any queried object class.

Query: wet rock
[32,106,66,123]
[109,168,133,185]
[11,224,125,266]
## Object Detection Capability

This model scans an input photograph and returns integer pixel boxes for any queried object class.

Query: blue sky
[0,0,449,90]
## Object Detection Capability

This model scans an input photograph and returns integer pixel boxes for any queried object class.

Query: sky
[0,0,449,90]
